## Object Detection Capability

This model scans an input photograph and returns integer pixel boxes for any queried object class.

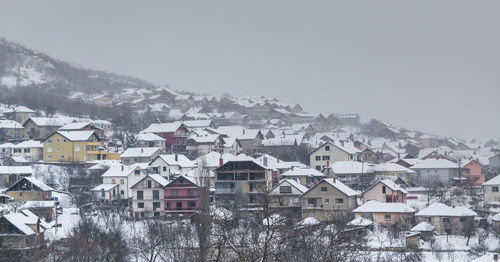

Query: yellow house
[42,130,107,162]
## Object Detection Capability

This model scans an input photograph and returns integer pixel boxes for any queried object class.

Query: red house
[164,176,200,216]
[140,122,189,153]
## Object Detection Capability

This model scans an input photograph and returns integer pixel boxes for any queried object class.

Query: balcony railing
[216,188,235,194]
[164,195,199,199]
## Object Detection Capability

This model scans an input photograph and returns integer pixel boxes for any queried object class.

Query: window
[166,202,171,208]
[427,217,432,222]
[315,166,321,171]
[63,139,67,143]
[386,196,393,203]
[120,179,124,184]
[493,186,499,193]
[120,190,124,195]
[188,201,196,208]
[280,186,292,194]
[147,180,152,188]
[137,191,143,200]
[335,198,344,205]
[189,190,194,197]
[56,138,60,142]
[325,145,330,151]
[324,198,329,204]
[24,148,30,153]
[172,190,177,197]
[315,156,321,161]
[154,212,160,217]
[460,217,467,223]
[382,186,386,194]
[176,202,182,209]
[322,155,330,161]
[75,146,80,152]
[321,187,327,192]
[60,154,65,159]
[101,189,105,198]
[47,147,52,153]
[138,202,144,208]
[47,155,52,159]
[112,189,115,197]
[135,170,141,176]
[56,147,60,152]
[442,217,450,223]
[47,139,52,144]
[163,166,167,172]
[153,202,161,210]
[153,190,159,200]
[111,179,116,184]
[384,214,391,221]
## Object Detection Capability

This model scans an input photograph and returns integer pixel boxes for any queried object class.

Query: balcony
[216,188,235,194]
[164,195,199,200]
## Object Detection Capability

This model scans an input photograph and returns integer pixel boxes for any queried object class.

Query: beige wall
[416,216,474,235]
[363,183,406,204]
[483,185,500,203]
[354,212,413,227]
[301,180,356,221]
[310,143,353,170]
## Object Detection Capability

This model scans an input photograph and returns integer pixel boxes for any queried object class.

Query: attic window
[47,139,52,144]
[325,146,330,151]
[321,187,327,192]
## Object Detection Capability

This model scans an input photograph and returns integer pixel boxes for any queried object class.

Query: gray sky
[1,1,499,141]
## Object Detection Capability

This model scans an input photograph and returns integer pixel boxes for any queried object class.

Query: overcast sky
[1,1,499,141]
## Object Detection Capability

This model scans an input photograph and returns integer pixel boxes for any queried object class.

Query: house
[3,156,30,166]
[148,154,197,180]
[262,134,305,160]
[362,179,408,204]
[0,166,33,187]
[222,137,242,155]
[483,174,500,204]
[279,168,325,188]
[2,106,35,124]
[20,200,59,221]
[309,141,361,171]
[489,153,500,170]
[131,174,169,218]
[42,131,105,162]
[359,148,379,164]
[6,177,53,201]
[352,200,415,228]
[216,126,264,155]
[164,175,201,216]
[255,154,307,175]
[121,147,162,165]
[93,95,113,107]
[0,142,15,163]
[415,203,477,235]
[215,154,272,206]
[322,161,375,190]
[0,120,24,140]
[140,122,189,153]
[270,179,307,207]
[135,133,166,149]
[410,221,435,240]
[300,178,358,221]
[0,209,45,249]
[12,140,43,162]
[96,164,147,200]
[186,134,225,157]
[370,163,416,182]
[410,159,461,185]
[23,117,67,140]
[460,159,485,186]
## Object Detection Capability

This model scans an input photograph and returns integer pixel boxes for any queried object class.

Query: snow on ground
[420,234,500,252]
[44,207,81,241]
[52,191,73,208]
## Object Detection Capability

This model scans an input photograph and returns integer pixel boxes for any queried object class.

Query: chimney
[121,165,124,171]
[333,177,336,183]
[263,156,268,167]
[398,153,400,159]
[494,254,498,261]
[175,154,178,162]
[327,160,329,167]
[452,205,455,208]
[340,141,344,147]
[141,148,144,153]
[219,157,223,167]
[242,129,245,135]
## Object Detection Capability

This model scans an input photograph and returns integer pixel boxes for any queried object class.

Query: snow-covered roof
[411,221,435,232]
[255,154,307,171]
[133,174,169,188]
[136,132,165,141]
[121,147,160,158]
[348,217,373,226]
[21,200,58,208]
[91,183,119,191]
[140,122,183,133]
[58,122,92,130]
[483,174,500,186]
[8,156,29,163]
[492,213,500,222]
[28,117,67,127]
[13,140,43,148]
[410,159,459,169]
[8,176,53,191]
[3,106,35,113]
[187,134,221,144]
[0,119,23,129]
[311,140,361,155]
[262,134,304,147]
[2,210,39,235]
[0,166,33,175]
[0,142,15,148]
[281,168,325,178]
[326,161,374,174]
[353,200,415,213]
[179,120,213,128]
[155,154,196,168]
[216,126,262,140]
[370,163,416,174]
[55,130,96,141]
[274,179,308,194]
[323,178,358,196]
[366,179,408,194]
[101,164,143,177]
[415,203,477,217]
[297,217,320,227]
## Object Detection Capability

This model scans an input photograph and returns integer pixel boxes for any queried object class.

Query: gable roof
[121,147,161,158]
[0,120,23,129]
[101,164,144,177]
[13,140,43,148]
[136,132,166,141]
[153,154,196,168]
[52,130,97,141]
[274,179,308,193]
[140,122,184,134]
[131,174,169,188]
[483,174,500,186]
[415,203,477,217]
[58,122,92,130]
[7,176,54,191]
[353,200,415,213]
[410,159,459,169]
[322,178,358,196]
[281,168,325,178]
[326,161,374,174]
[308,140,361,156]
[365,179,408,194]
[0,166,33,175]
[411,221,435,232]
[26,117,67,127]
[2,210,40,235]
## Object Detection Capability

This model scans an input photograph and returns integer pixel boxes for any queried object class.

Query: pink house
[140,122,189,153]
[164,176,200,216]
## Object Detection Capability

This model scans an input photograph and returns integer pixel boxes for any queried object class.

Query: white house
[410,159,460,185]
[483,174,500,204]
[121,147,162,165]
[12,140,43,163]
[94,164,147,200]
[149,154,197,180]
[131,174,169,218]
